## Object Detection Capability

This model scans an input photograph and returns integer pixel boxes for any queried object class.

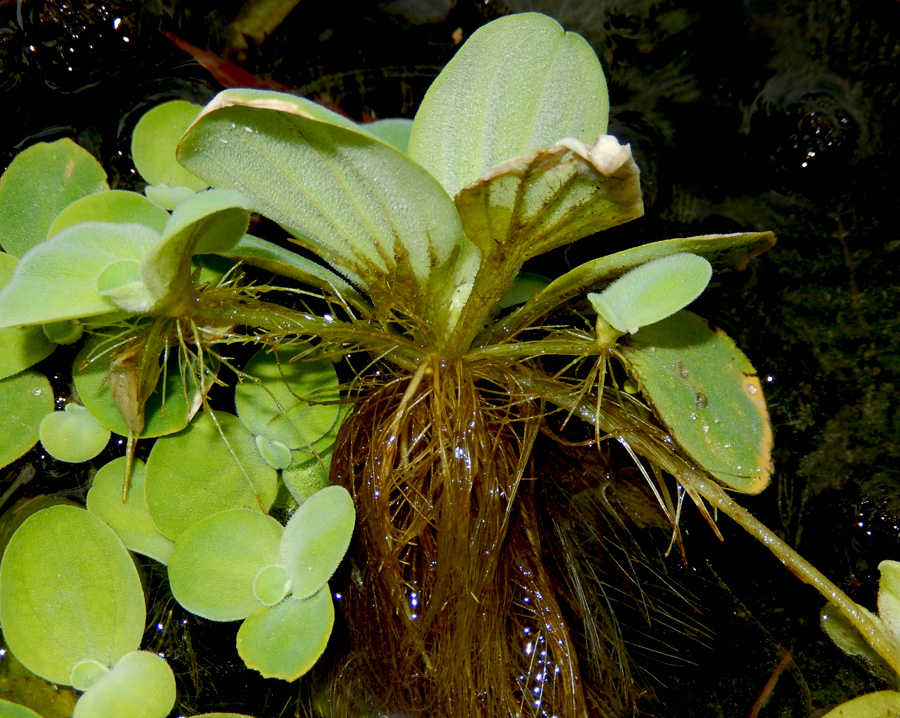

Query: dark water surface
[2,1,900,716]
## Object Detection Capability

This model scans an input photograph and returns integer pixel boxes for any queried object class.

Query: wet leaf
[48,190,169,236]
[38,403,111,463]
[0,254,55,380]
[0,370,54,470]
[820,691,900,717]
[178,89,479,337]
[619,311,772,493]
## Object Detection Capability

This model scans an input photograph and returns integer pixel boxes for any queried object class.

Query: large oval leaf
[619,310,772,493]
[0,506,144,686]
[167,508,284,622]
[178,89,478,337]
[144,411,278,539]
[236,587,334,681]
[408,12,608,199]
[0,253,55,379]
[0,139,108,258]
[821,691,900,718]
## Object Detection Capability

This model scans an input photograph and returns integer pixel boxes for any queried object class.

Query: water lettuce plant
[0,10,897,718]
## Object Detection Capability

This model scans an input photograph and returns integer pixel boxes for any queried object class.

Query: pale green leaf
[131,100,207,191]
[409,12,608,198]
[236,588,334,681]
[144,411,278,539]
[588,253,712,334]
[0,139,108,257]
[484,231,776,346]
[139,189,250,312]
[49,190,169,236]
[235,346,340,450]
[364,118,414,153]
[72,651,175,718]
[39,403,111,463]
[178,89,479,335]
[0,253,55,379]
[280,485,355,599]
[0,222,159,328]
[0,506,144,686]
[619,311,772,494]
[820,602,883,664]
[168,508,283,621]
[86,458,175,565]
[221,234,357,298]
[878,560,900,646]
[0,370,54,469]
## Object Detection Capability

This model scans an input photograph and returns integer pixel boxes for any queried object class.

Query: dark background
[2,0,899,715]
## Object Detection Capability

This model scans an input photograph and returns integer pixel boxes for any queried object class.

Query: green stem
[189,293,426,372]
[683,472,900,676]
[520,370,900,676]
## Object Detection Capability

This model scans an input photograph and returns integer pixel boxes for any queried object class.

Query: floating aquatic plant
[1,10,897,718]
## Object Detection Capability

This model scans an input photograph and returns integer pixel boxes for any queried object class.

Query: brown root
[326,356,642,717]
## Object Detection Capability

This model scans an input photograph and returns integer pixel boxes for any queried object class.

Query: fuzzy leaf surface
[236,588,334,681]
[0,139,108,257]
[0,506,144,686]
[409,12,608,199]
[178,89,478,338]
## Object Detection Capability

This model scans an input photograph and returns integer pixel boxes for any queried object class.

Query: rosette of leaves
[0,505,175,718]
[166,485,355,680]
[0,11,786,717]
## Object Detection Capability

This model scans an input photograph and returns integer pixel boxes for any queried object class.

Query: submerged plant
[0,10,897,718]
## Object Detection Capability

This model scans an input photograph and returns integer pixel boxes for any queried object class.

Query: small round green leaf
[253,564,291,606]
[280,486,355,599]
[42,319,84,345]
[39,403,111,462]
[255,434,292,470]
[235,347,340,450]
[588,253,712,334]
[86,457,175,565]
[145,412,278,539]
[131,101,208,191]
[0,505,145,686]
[168,508,283,621]
[70,659,109,692]
[236,588,334,681]
[72,651,175,718]
[0,370,54,469]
